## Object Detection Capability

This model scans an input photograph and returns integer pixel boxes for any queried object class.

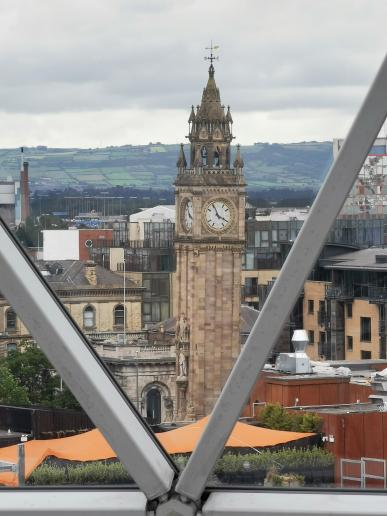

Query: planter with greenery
[213,447,335,486]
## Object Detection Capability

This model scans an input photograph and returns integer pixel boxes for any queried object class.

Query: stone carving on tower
[173,46,246,419]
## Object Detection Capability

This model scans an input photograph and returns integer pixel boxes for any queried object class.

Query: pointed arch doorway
[146,388,161,425]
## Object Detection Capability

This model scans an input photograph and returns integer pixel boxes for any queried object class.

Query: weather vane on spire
[204,41,219,66]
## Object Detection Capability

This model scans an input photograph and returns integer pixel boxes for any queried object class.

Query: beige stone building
[0,260,143,356]
[303,248,387,361]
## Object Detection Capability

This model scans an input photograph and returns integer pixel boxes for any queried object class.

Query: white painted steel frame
[0,53,386,515]
[176,52,387,501]
[0,490,146,515]
[202,492,387,515]
[0,222,175,500]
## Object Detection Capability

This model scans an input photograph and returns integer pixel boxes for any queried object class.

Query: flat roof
[321,248,387,271]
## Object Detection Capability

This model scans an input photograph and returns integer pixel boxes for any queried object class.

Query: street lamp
[122,257,126,347]
[136,350,139,411]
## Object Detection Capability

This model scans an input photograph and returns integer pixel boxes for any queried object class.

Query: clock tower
[174,56,246,419]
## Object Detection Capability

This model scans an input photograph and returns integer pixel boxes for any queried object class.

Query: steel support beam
[203,491,387,516]
[0,222,175,499]
[0,490,146,515]
[176,53,387,501]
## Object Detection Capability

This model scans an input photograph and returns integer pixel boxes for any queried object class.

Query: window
[346,303,353,318]
[6,342,17,353]
[201,146,207,166]
[83,305,95,328]
[5,308,16,330]
[260,230,269,248]
[308,330,314,343]
[347,335,353,351]
[361,350,371,359]
[360,316,371,341]
[114,304,125,326]
[143,302,152,322]
[308,299,314,314]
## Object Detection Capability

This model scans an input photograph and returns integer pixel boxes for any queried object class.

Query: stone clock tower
[173,57,246,419]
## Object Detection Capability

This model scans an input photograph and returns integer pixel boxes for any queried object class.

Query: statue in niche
[178,348,188,378]
[164,397,174,422]
[176,313,190,343]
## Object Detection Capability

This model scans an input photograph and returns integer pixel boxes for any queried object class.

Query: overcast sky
[1,0,387,148]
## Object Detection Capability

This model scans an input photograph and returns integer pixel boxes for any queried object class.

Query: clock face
[205,200,232,231]
[183,199,193,231]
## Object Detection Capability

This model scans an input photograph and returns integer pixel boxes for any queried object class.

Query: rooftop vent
[375,254,387,263]
[369,368,387,410]
[275,329,312,374]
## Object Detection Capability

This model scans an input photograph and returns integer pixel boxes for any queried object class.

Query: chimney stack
[84,260,97,286]
[20,161,30,223]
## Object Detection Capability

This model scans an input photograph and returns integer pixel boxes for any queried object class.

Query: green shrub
[259,404,323,433]
[28,461,133,485]
[173,455,189,471]
[213,447,335,476]
[28,465,66,485]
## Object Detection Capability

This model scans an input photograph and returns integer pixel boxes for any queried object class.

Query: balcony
[325,285,354,300]
[368,286,387,303]
[317,310,329,328]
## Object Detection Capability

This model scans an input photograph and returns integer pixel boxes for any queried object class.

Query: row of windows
[308,318,372,345]
[82,305,127,329]
[308,300,354,318]
[4,305,127,331]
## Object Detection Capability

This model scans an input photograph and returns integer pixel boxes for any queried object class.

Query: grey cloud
[0,0,386,141]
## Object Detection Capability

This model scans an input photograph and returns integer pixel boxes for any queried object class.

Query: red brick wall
[78,229,113,261]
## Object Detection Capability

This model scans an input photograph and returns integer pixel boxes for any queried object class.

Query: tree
[0,364,30,406]
[1,343,80,410]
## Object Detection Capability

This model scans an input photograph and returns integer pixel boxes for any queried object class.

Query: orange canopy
[0,418,313,486]
[0,429,115,487]
[156,416,314,454]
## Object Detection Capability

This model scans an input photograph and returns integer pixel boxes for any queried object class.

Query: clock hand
[213,206,221,219]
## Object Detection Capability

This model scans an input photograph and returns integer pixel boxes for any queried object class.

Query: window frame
[5,307,17,331]
[0,46,387,516]
[360,316,372,342]
[113,303,125,327]
[83,304,96,329]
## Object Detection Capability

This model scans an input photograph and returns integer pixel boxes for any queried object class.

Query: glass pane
[1,26,386,502]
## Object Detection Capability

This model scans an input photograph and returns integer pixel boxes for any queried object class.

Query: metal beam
[176,53,387,501]
[203,491,387,516]
[0,221,175,500]
[0,490,146,515]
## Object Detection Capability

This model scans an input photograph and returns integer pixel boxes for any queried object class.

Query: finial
[233,144,244,169]
[176,143,187,169]
[204,41,219,75]
[188,105,196,123]
[226,106,233,124]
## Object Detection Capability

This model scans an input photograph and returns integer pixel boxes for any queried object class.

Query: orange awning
[156,416,314,454]
[0,418,314,486]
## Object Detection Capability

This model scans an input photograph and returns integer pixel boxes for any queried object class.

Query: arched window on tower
[201,146,207,166]
[83,305,96,329]
[214,147,220,167]
[114,304,125,327]
[5,308,17,331]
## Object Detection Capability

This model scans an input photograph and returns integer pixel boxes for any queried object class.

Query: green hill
[0,142,332,192]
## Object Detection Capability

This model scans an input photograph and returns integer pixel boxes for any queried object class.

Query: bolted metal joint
[155,494,200,516]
